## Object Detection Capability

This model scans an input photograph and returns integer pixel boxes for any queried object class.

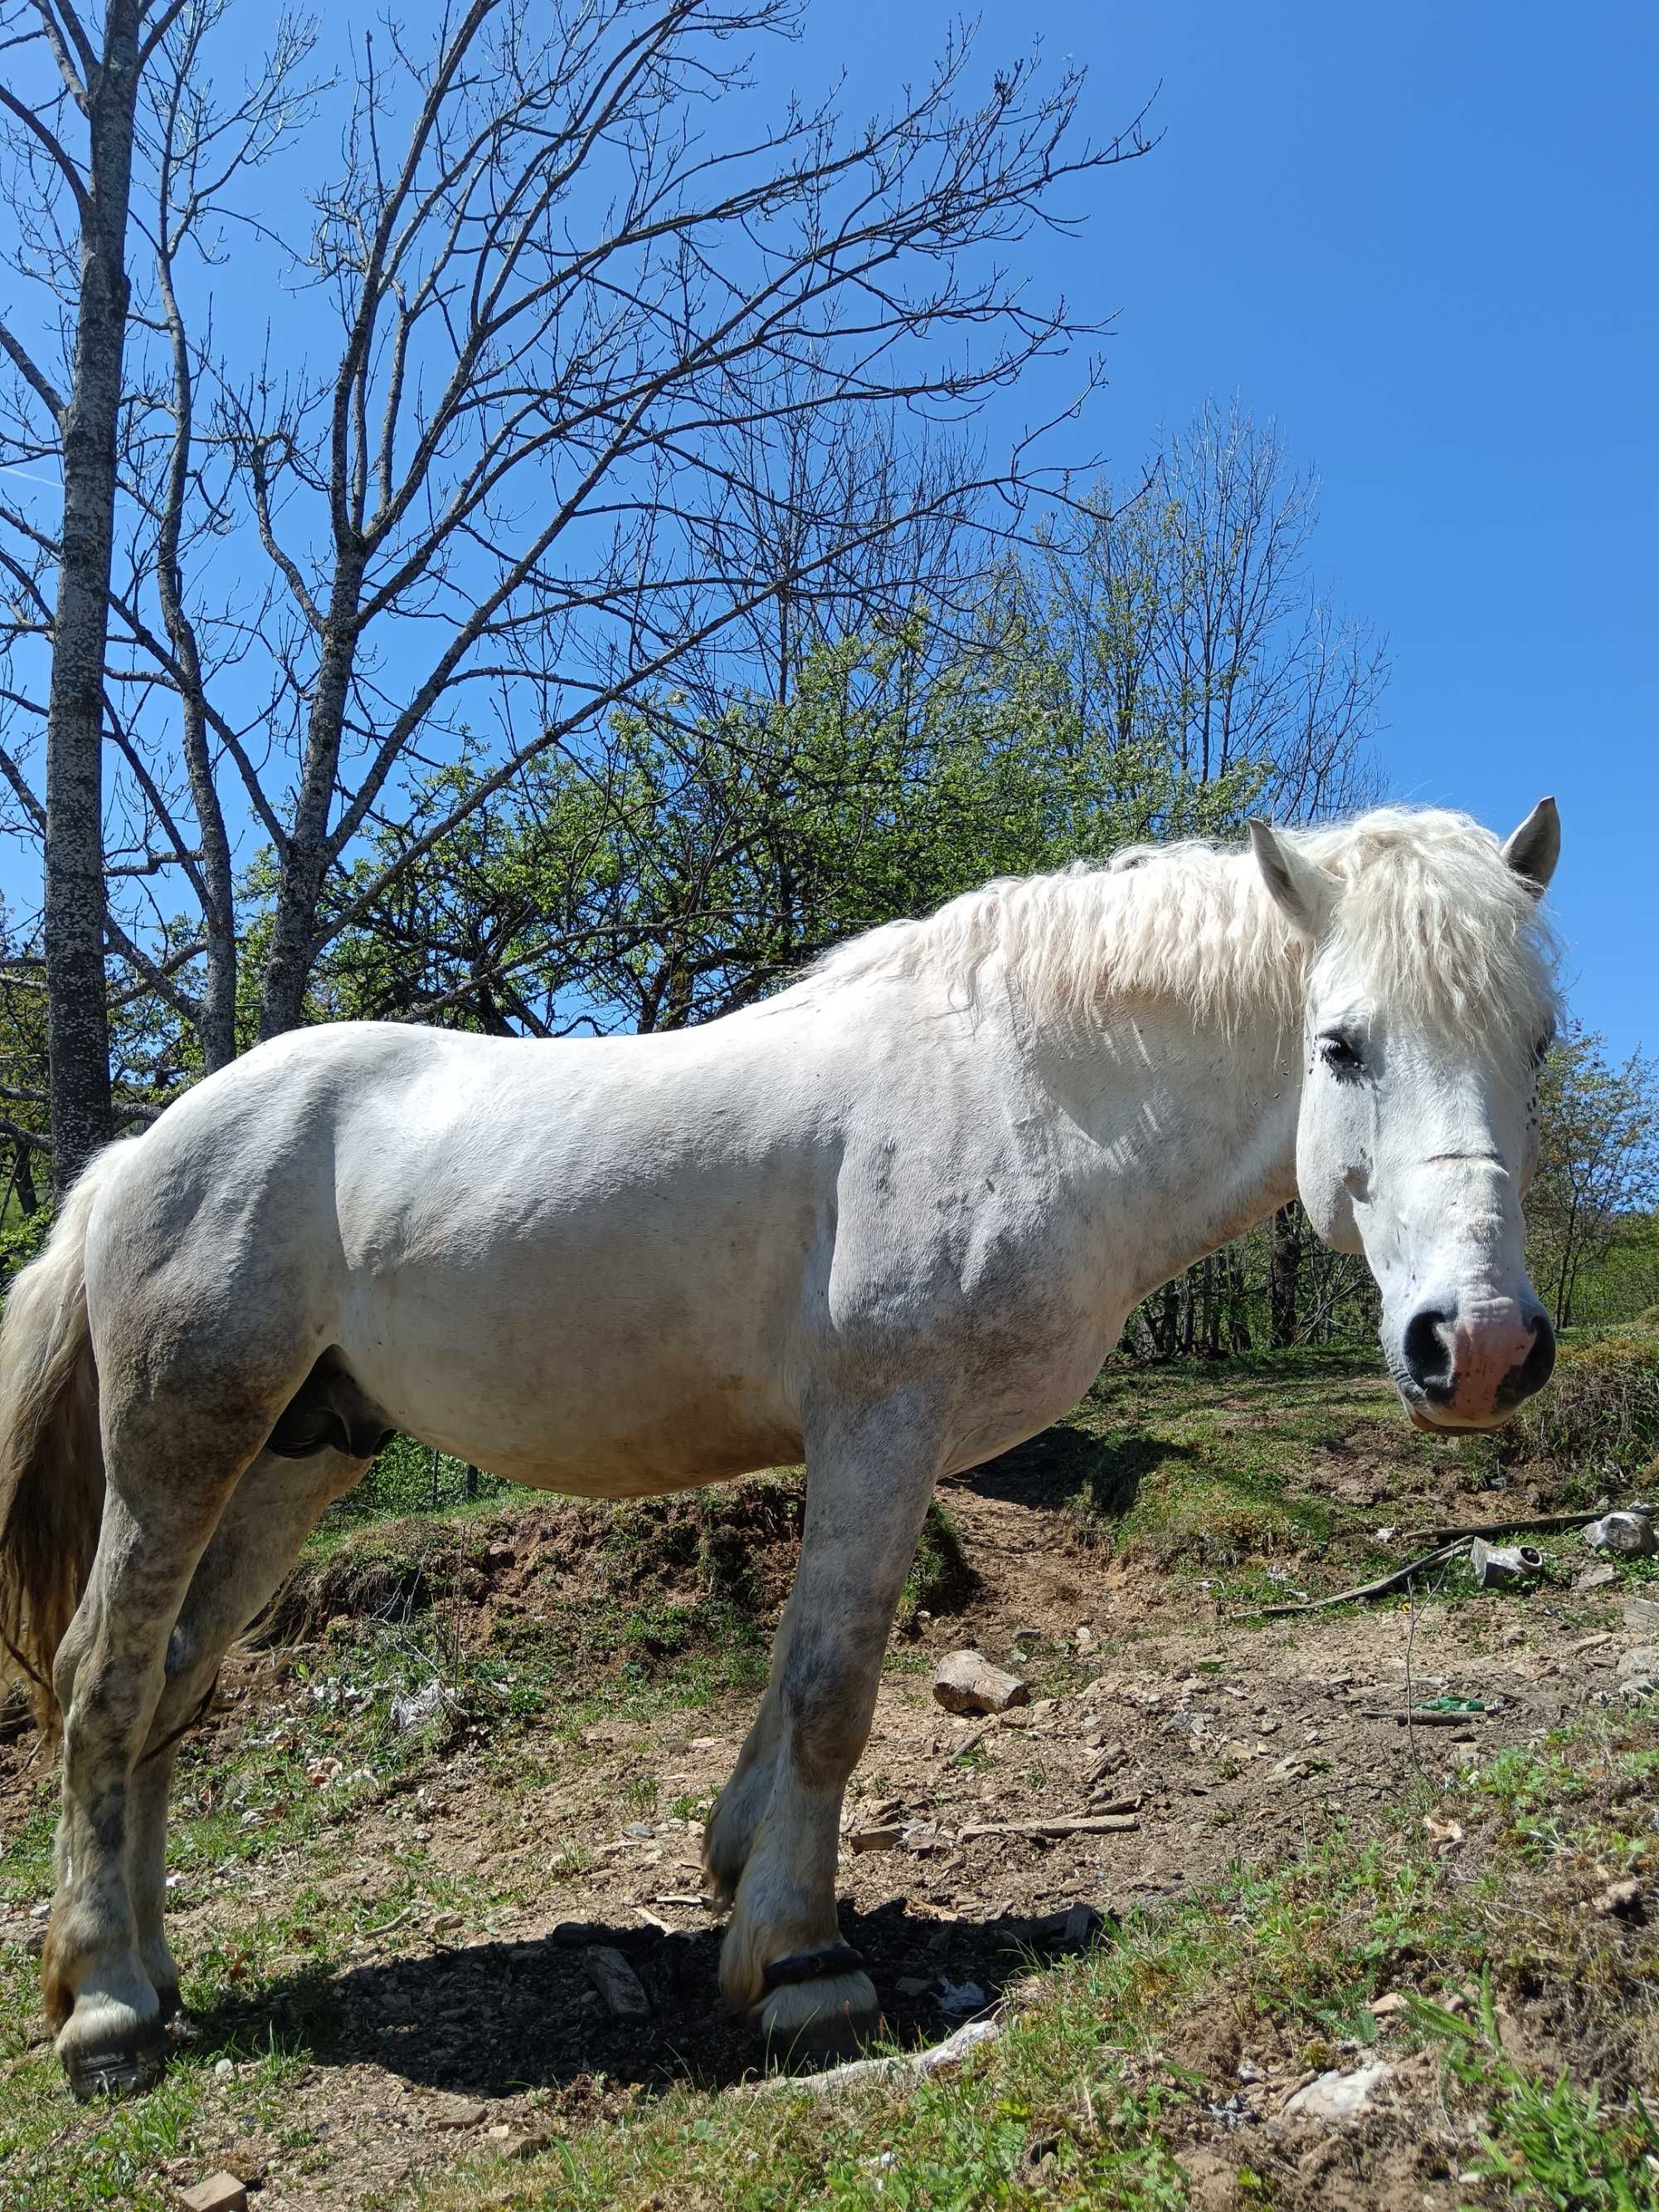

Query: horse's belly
[345,1292,805,1499]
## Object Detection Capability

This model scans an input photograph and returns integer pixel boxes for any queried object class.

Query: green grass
[405,1709,1659,2211]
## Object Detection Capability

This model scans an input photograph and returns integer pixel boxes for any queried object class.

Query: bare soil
[0,1412,1648,2210]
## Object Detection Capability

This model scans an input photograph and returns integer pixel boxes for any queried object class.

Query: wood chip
[958,1814,1139,1843]
[429,2099,489,2131]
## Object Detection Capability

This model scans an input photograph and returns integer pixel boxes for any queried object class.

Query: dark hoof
[153,1981,182,2027]
[63,2027,167,2102]
[756,1970,882,2064]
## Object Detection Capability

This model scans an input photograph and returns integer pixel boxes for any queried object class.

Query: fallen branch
[1398,1508,1652,1545]
[1229,1539,1473,1620]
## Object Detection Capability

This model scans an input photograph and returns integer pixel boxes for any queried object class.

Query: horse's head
[1249,800,1561,1432]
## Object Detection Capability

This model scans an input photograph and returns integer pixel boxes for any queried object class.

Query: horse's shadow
[949,1422,1195,1524]
[183,1897,1105,2099]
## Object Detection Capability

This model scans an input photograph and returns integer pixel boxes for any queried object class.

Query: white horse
[0,801,1561,2095]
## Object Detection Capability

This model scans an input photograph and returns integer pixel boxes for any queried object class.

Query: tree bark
[256,567,366,1040]
[43,2,147,1186]
[1269,1203,1302,1349]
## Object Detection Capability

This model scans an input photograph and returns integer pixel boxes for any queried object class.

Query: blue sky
[2,2,1651,1058]
[790,0,1657,1057]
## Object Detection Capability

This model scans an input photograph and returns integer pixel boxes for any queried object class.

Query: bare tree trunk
[41,0,147,1184]
[257,577,366,1041]
[12,1144,39,1218]
[1269,1203,1302,1349]
[1227,1246,1253,1352]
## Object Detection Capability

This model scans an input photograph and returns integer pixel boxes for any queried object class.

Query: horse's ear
[1501,796,1560,896]
[1248,819,1339,940]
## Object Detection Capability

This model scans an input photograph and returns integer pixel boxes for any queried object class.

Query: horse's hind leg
[46,1456,244,2093]
[127,1446,370,2024]
[707,1389,942,2055]
[44,1357,325,2098]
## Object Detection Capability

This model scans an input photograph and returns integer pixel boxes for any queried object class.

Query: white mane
[806,805,1561,1053]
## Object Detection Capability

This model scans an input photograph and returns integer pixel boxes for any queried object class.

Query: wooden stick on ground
[1397,1507,1652,1546]
[1228,1539,1473,1620]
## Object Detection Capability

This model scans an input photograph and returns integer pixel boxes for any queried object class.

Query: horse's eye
[1318,1031,1364,1077]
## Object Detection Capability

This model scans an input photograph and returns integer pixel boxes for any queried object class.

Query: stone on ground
[584,1943,650,2020]
[1281,2061,1395,2123]
[932,1649,1030,1715]
[180,2177,249,2212]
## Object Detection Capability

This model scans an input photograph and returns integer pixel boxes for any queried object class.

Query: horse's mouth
[1399,1391,1510,1436]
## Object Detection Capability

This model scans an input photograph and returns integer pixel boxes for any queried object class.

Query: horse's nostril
[1402,1306,1455,1397]
[1518,1310,1556,1397]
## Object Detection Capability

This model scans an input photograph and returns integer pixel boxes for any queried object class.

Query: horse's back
[82,1017,841,1491]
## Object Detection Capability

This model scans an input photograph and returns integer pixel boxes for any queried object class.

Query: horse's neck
[1032,999,1303,1305]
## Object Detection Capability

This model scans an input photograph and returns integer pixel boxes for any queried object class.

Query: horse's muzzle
[1398,1298,1556,1427]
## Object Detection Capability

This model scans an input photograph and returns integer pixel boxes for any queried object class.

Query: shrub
[1500,1330,1659,1479]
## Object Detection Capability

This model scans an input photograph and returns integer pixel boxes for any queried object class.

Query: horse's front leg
[707,1390,943,2054]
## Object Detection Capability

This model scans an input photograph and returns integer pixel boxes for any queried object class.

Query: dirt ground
[0,1400,1650,2210]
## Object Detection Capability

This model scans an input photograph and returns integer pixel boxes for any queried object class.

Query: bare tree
[0,0,319,1172]
[0,0,165,1184]
[1015,399,1387,829]
[218,0,1147,1041]
[0,0,1147,1145]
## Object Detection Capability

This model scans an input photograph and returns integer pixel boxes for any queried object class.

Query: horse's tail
[0,1146,124,1736]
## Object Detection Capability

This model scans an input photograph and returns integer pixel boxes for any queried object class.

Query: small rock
[180,2177,248,2212]
[1470,1539,1543,1589]
[584,1944,650,2020]
[550,1920,611,1945]
[849,1826,904,1854]
[1626,1596,1659,1632]
[1617,1644,1659,1689]
[1281,2060,1394,2123]
[932,1650,1031,1717]
[499,2132,549,2161]
[1590,1878,1645,1921]
[213,2057,235,2079]
[1011,1625,1045,1649]
[937,1976,987,2017]
[895,1975,932,1997]
[1584,1512,1659,1558]
[430,2098,489,2131]
[1368,1991,1409,2018]
[1062,1900,1106,1948]
[1575,1563,1618,1592]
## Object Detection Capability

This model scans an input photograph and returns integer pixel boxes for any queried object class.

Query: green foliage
[1500,1329,1659,1478]
[1530,1024,1659,1331]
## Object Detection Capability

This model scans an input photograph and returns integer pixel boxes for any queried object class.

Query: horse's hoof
[61,2026,167,2102]
[755,1969,881,2064]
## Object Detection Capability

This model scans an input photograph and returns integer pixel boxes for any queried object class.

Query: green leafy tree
[1529,1024,1659,1330]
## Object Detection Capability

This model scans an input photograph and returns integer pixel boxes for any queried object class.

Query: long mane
[802,805,1561,1053]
